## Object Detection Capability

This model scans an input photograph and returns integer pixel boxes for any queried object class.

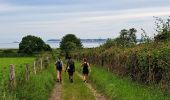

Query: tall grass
[16,63,56,100]
[76,62,170,100]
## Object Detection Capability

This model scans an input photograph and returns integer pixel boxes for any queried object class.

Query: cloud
[0,0,170,41]
[1,6,169,24]
[0,3,13,12]
[79,7,170,23]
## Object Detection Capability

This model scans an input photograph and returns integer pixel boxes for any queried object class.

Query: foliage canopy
[60,34,83,58]
[19,35,52,54]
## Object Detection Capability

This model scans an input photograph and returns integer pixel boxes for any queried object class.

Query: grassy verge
[16,63,56,100]
[76,62,170,100]
[61,70,95,100]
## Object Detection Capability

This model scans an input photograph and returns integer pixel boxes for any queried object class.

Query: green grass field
[0,57,35,81]
[0,57,35,99]
[0,57,35,67]
[75,62,170,100]
[0,57,56,99]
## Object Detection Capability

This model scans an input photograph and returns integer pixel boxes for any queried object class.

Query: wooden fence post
[40,58,43,70]
[26,64,30,81]
[44,57,49,69]
[46,56,49,61]
[9,64,16,89]
[34,61,36,75]
[148,54,152,84]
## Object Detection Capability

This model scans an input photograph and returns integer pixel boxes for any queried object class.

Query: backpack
[56,61,62,70]
[68,61,75,72]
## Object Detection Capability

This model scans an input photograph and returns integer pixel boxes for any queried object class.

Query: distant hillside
[47,39,107,43]
[81,39,106,43]
[47,39,60,42]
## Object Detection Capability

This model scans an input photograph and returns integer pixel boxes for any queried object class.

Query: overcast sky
[0,0,170,42]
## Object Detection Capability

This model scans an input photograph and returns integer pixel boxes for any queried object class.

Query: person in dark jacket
[81,58,90,83]
[65,57,75,83]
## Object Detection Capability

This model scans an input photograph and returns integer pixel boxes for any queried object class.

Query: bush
[72,42,170,91]
[2,49,14,54]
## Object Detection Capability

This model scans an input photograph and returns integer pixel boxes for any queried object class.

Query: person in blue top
[55,57,63,82]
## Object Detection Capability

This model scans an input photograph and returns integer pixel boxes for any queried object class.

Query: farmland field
[0,57,35,99]
[0,57,35,80]
[0,57,35,67]
[0,57,35,77]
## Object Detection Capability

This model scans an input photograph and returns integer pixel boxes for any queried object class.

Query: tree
[19,35,52,54]
[118,28,137,47]
[101,39,116,49]
[129,28,137,44]
[119,29,129,47]
[60,34,83,58]
[154,17,170,42]
[43,44,52,51]
[140,28,152,43]
[120,29,129,40]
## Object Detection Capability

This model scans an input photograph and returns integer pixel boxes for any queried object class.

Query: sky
[0,0,170,42]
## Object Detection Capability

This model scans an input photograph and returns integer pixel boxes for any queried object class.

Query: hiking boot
[70,79,73,83]
[59,79,62,83]
[56,79,59,82]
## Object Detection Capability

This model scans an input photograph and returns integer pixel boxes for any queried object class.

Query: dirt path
[49,72,106,100]
[76,72,107,100]
[48,83,62,100]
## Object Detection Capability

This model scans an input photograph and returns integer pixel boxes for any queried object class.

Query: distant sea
[0,41,105,49]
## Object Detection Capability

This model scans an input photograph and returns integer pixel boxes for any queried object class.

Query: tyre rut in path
[76,72,107,100]
[48,82,62,100]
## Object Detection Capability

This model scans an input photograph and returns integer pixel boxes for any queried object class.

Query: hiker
[65,57,75,83]
[81,58,90,83]
[55,57,63,82]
